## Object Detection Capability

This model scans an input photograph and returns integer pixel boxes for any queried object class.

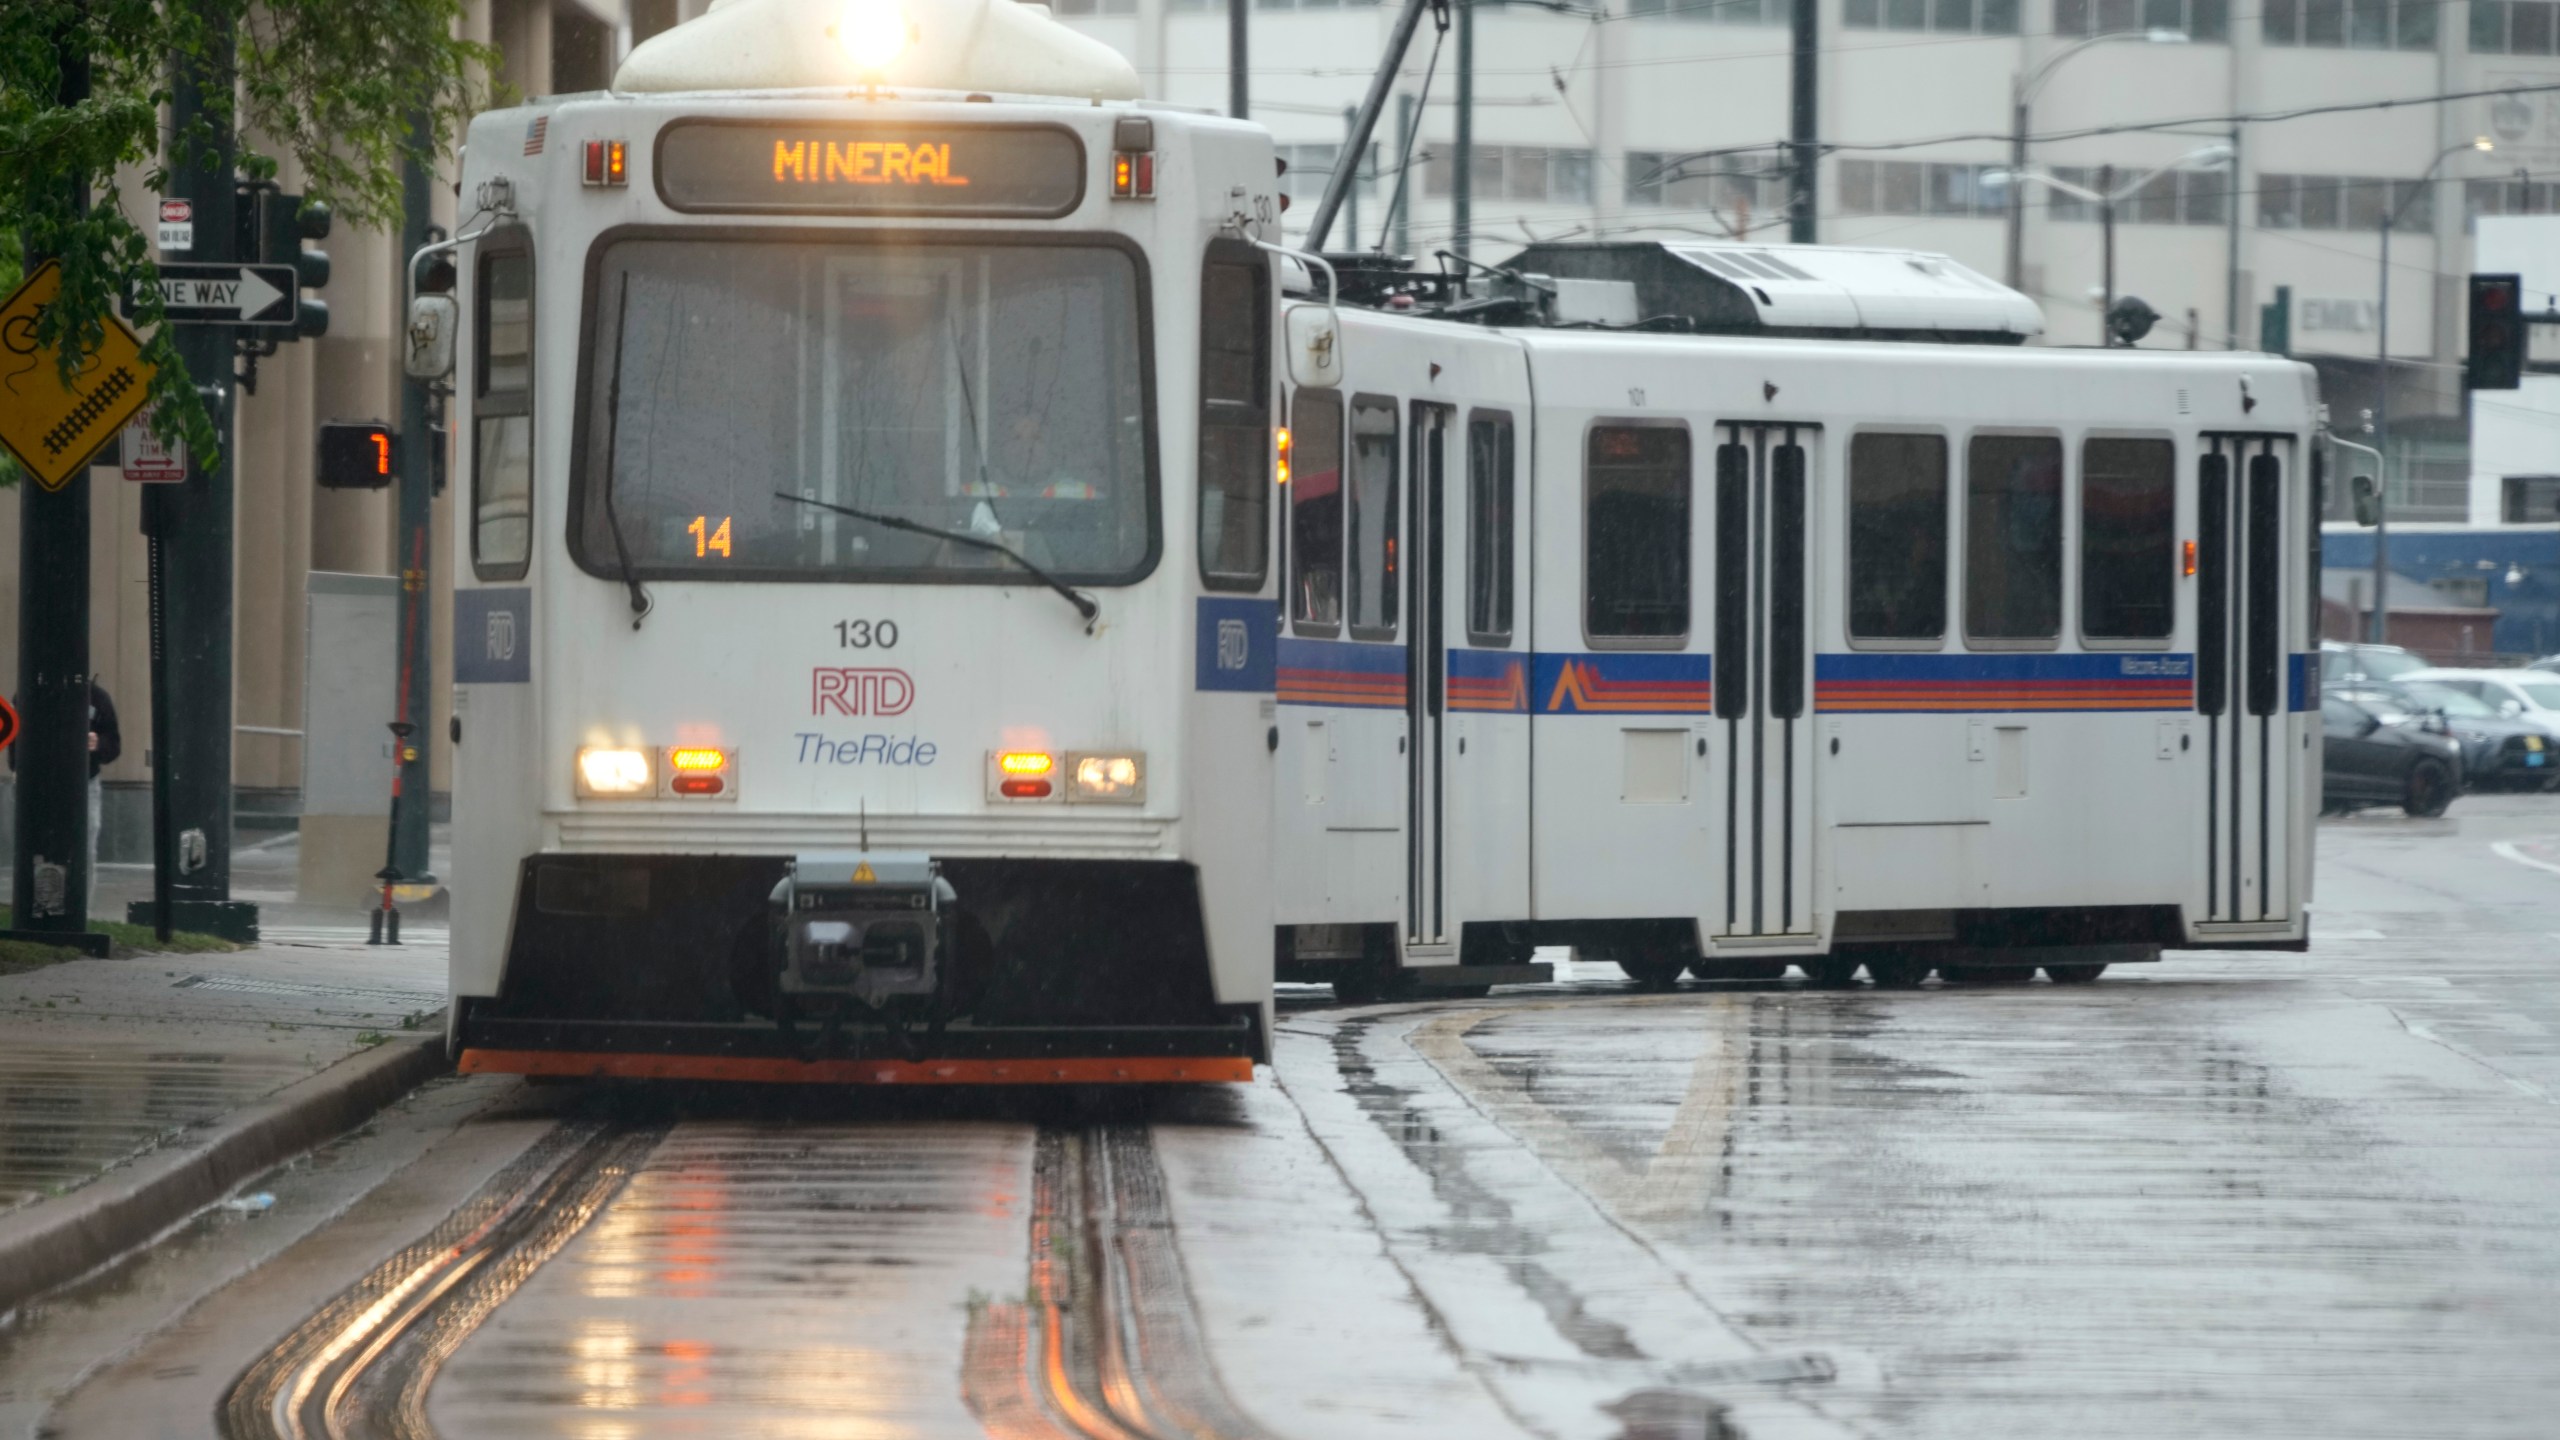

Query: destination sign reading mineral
[656,121,1085,217]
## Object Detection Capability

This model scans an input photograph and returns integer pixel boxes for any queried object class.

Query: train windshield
[575,237,1153,583]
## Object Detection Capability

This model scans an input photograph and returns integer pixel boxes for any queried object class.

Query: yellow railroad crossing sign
[0,261,158,493]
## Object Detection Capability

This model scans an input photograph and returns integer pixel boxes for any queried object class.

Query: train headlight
[577,747,654,797]
[835,0,909,72]
[1069,751,1146,803]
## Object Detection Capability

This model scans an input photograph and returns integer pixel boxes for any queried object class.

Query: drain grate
[174,973,443,1011]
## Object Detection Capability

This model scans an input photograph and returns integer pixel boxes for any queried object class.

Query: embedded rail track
[223,1109,1264,1440]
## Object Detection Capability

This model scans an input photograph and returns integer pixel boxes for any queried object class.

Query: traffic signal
[317,422,394,490]
[2467,272,2524,391]
[240,185,331,340]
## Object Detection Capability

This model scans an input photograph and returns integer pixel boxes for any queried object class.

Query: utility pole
[138,2,258,942]
[1393,92,1416,255]
[1788,0,1817,243]
[6,17,104,953]
[388,130,437,891]
[1453,0,1473,262]
[2225,123,2243,348]
[1342,105,1361,252]
[1229,0,1248,119]
[2100,162,2116,346]
[2372,208,2393,643]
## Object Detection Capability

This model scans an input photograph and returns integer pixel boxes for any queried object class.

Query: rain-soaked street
[9,798,2560,1439]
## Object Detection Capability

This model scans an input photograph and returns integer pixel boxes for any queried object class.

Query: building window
[2504,475,2560,522]
[1848,433,1949,642]
[1427,145,1595,204]
[2258,174,2435,230]
[2042,165,2230,225]
[1626,149,1787,216]
[2265,0,2433,43]
[1586,426,1691,642]
[1276,143,1380,205]
[1836,158,2007,218]
[1347,397,1400,639]
[1965,434,2063,643]
[1843,0,2020,31]
[2474,0,2560,51]
[1628,0,1788,20]
[1290,390,1345,633]
[2059,0,2227,38]
[2080,438,2176,641]
[2469,176,2560,227]
[1198,243,1270,591]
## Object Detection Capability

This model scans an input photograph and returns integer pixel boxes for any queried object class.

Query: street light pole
[2005,28,2189,293]
[2369,136,2493,644]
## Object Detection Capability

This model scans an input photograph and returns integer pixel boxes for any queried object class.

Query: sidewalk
[0,829,451,1215]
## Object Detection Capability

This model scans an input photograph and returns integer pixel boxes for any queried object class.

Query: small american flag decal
[523,116,548,156]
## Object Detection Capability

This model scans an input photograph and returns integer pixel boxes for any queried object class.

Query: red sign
[121,405,186,483]
[158,199,191,224]
[0,694,17,754]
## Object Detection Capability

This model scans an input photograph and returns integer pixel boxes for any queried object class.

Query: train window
[1769,441,1808,719]
[1290,389,1345,632]
[2080,437,2176,641]
[1198,244,1270,591]
[2197,452,2229,717]
[1964,433,2063,643]
[1714,440,1747,714]
[2246,452,2283,716]
[572,237,1155,586]
[473,239,533,581]
[1847,432,1948,642]
[1588,425,1691,644]
[1467,412,1515,644]
[1348,397,1401,639]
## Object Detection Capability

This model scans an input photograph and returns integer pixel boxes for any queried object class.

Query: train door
[1710,422,1818,942]
[2196,434,2294,924]
[1405,403,1454,956]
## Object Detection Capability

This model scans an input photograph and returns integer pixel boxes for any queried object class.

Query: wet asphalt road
[15,798,2560,1439]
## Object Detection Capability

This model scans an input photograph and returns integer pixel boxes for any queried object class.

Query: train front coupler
[769,852,960,1027]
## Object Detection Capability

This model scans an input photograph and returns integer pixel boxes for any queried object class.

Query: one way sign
[143,263,299,327]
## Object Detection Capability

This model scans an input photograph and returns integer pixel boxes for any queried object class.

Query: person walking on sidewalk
[7,679,121,908]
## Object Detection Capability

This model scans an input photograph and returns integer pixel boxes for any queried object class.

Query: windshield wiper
[774,491,1100,634]
[600,276,652,630]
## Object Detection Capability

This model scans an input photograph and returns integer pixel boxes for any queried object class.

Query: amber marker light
[998,752,1054,776]
[2184,539,2198,576]
[1276,426,1291,486]
[669,747,726,771]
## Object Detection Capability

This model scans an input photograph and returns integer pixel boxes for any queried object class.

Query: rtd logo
[812,667,914,717]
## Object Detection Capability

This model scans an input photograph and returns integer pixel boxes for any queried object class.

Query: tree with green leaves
[0,0,495,483]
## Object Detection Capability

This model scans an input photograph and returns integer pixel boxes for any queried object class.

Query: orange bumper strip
[457,1048,1255,1086]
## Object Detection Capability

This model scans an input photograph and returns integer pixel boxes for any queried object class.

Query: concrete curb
[0,1033,450,1316]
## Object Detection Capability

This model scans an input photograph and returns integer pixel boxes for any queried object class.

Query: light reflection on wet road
[22,802,2560,1439]
[429,1107,1034,1438]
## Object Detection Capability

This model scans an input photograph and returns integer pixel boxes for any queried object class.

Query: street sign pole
[5,19,108,957]
[135,2,257,942]
[390,125,437,891]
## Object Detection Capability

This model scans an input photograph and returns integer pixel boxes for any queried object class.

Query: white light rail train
[431,0,2319,1086]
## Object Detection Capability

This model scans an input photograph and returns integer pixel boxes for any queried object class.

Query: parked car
[2401,667,2560,729]
[2527,655,2560,674]
[2337,680,2557,792]
[2321,690,2465,816]
[2321,640,2430,685]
